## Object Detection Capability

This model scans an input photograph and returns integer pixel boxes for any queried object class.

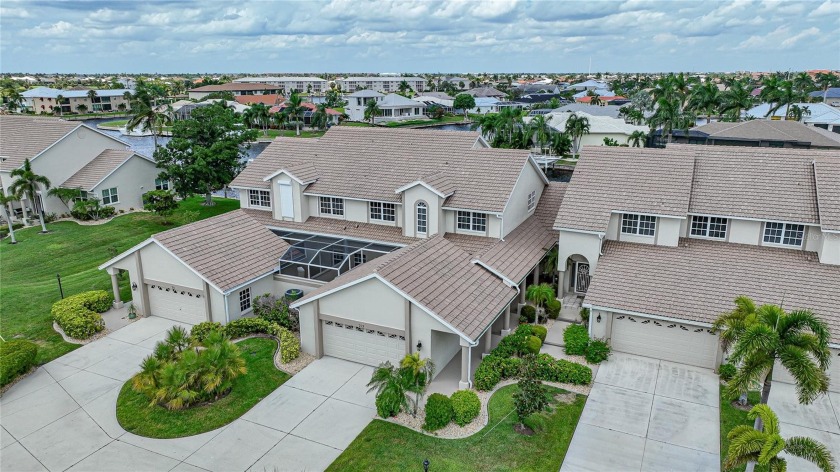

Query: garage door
[831,350,840,393]
[609,314,719,369]
[147,283,207,325]
[322,319,405,367]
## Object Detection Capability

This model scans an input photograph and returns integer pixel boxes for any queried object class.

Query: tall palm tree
[565,114,590,156]
[720,80,754,121]
[284,93,306,136]
[9,159,51,233]
[627,130,647,147]
[767,80,808,119]
[245,103,270,135]
[725,404,835,472]
[528,114,551,153]
[689,82,721,123]
[526,283,556,324]
[0,187,18,244]
[759,76,783,115]
[814,72,840,103]
[54,94,65,116]
[311,103,329,130]
[127,81,170,149]
[550,132,572,156]
[648,96,683,143]
[364,99,381,126]
[87,89,98,111]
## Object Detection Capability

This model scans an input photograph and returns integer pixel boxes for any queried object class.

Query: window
[690,216,728,239]
[73,191,89,203]
[353,252,367,265]
[527,190,537,211]
[369,202,396,221]
[457,211,488,232]
[101,187,119,205]
[621,213,656,236]
[763,222,805,247]
[416,202,427,234]
[249,189,271,208]
[239,288,251,312]
[155,178,169,191]
[319,197,344,216]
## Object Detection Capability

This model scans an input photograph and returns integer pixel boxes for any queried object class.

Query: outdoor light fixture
[416,340,422,351]
[423,459,430,472]
[596,314,602,323]
[131,282,138,291]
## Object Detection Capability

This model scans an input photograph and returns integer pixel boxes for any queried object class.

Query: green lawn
[720,388,766,472]
[116,337,289,438]
[255,128,327,141]
[327,385,586,471]
[0,197,239,364]
[98,119,129,128]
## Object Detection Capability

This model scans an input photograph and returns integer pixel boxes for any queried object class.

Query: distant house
[661,120,840,149]
[554,103,640,120]
[233,77,328,95]
[234,94,285,107]
[270,102,342,127]
[516,93,566,105]
[746,102,840,133]
[187,83,282,101]
[345,91,426,123]
[809,87,840,108]
[568,79,609,91]
[575,94,629,105]
[528,111,647,146]
[21,87,133,114]
[516,83,562,94]
[415,93,455,112]
[336,76,426,94]
[464,86,506,99]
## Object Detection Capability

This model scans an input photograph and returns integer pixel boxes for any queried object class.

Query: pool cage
[273,231,400,283]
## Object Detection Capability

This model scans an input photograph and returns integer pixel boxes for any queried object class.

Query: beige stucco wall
[273,274,324,299]
[209,288,226,323]
[728,219,762,245]
[318,278,405,330]
[502,163,546,238]
[818,231,840,265]
[557,229,602,291]
[93,156,159,212]
[607,214,681,246]
[403,186,442,238]
[655,217,681,247]
[226,274,276,322]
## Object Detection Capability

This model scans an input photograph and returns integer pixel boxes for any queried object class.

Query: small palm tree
[627,130,647,147]
[76,103,88,114]
[400,352,434,416]
[364,99,381,126]
[311,103,329,130]
[528,114,551,154]
[9,159,51,233]
[526,283,556,324]
[565,114,590,157]
[87,89,97,110]
[725,404,835,472]
[367,361,413,417]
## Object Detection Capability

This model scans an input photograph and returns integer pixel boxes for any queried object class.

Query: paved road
[1,317,375,472]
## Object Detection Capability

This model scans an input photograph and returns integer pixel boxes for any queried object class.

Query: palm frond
[784,436,836,472]
[778,344,829,404]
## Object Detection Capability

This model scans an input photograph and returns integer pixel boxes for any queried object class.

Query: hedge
[189,319,300,363]
[546,299,561,319]
[51,290,111,339]
[584,339,611,364]
[224,317,278,339]
[0,340,38,387]
[530,325,548,343]
[277,327,300,363]
[563,324,589,355]
[423,393,454,431]
[451,390,481,426]
[190,321,223,342]
[520,305,537,323]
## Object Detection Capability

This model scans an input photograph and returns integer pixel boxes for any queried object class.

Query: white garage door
[147,284,207,325]
[322,319,405,367]
[610,314,719,369]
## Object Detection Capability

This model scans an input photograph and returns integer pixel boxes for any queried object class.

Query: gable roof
[292,235,517,342]
[554,146,696,232]
[347,90,384,98]
[234,94,285,106]
[150,210,290,293]
[21,87,133,99]
[537,111,647,136]
[378,93,424,107]
[231,127,526,213]
[814,157,840,231]
[585,238,840,345]
[810,87,840,99]
[465,87,506,98]
[691,120,840,149]
[0,115,81,170]
[60,149,151,191]
[746,102,840,125]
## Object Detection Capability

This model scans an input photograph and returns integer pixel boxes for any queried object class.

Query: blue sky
[1,0,838,74]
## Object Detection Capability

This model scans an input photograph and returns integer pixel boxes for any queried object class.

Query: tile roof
[554,146,696,232]
[242,209,417,245]
[189,83,280,92]
[60,149,146,191]
[692,120,840,149]
[0,115,82,170]
[465,87,506,98]
[686,145,825,224]
[234,94,285,106]
[153,210,289,292]
[231,127,527,213]
[814,157,840,231]
[746,103,840,125]
[585,238,840,344]
[295,235,517,342]
[535,111,647,136]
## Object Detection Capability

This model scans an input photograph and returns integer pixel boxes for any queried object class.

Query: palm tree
[127,81,170,149]
[627,130,647,147]
[723,302,830,434]
[86,89,98,111]
[689,82,721,123]
[725,404,835,472]
[284,93,306,136]
[720,80,754,121]
[526,283,556,324]
[364,99,381,126]
[766,80,808,119]
[367,361,413,417]
[75,103,88,114]
[311,103,329,130]
[565,114,590,156]
[9,159,51,233]
[648,96,684,143]
[528,114,551,153]
[0,187,18,244]
[400,353,434,416]
[117,103,127,113]
[54,94,65,116]
[542,246,559,285]
[589,93,602,106]
[245,103,270,135]
[814,72,840,103]
[397,80,412,96]
[550,132,572,157]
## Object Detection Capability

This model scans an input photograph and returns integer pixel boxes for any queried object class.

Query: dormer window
[248,189,270,208]
[370,202,396,222]
[621,214,656,236]
[319,197,344,216]
[457,211,487,232]
[416,202,427,234]
[527,190,537,211]
[690,216,727,239]
[763,222,804,247]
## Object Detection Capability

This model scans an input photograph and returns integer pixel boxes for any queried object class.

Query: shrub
[0,339,38,387]
[51,290,111,339]
[520,305,536,323]
[500,356,523,378]
[534,353,592,385]
[277,326,300,363]
[563,324,590,355]
[71,198,115,221]
[451,390,481,426]
[719,363,737,381]
[525,335,542,355]
[514,354,549,426]
[253,293,299,332]
[584,339,611,364]
[191,321,224,342]
[579,307,590,323]
[224,318,278,339]
[546,299,561,320]
[474,355,503,391]
[519,315,528,324]
[375,388,402,418]
[368,361,411,418]
[530,325,548,343]
[423,393,454,431]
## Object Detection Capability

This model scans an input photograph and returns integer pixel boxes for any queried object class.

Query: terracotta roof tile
[60,149,145,191]
[814,157,840,231]
[242,209,416,245]
[694,120,840,149]
[585,238,840,344]
[0,116,82,170]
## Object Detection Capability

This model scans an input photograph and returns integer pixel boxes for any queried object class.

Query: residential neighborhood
[1,1,840,472]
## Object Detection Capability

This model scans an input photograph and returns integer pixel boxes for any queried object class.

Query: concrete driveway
[1,317,375,472]
[561,352,720,472]
[768,381,840,472]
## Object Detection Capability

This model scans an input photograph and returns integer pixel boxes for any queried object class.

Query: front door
[574,262,590,294]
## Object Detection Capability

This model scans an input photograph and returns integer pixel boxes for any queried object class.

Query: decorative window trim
[248,189,271,208]
[369,201,396,221]
[621,213,655,236]
[456,211,487,232]
[763,221,804,247]
[239,287,251,312]
[319,196,344,216]
[416,201,427,234]
[101,187,119,205]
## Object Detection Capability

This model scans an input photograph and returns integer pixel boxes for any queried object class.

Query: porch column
[314,300,323,358]
[532,266,539,286]
[459,339,472,390]
[501,305,512,336]
[107,267,123,309]
[482,329,492,357]
[519,281,526,304]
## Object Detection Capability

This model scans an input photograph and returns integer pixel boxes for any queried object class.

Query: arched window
[416,202,427,234]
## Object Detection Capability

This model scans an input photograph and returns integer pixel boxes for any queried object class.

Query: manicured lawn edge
[719,386,765,472]
[116,337,289,439]
[327,384,587,471]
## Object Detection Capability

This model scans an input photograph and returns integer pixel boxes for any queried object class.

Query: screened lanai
[273,230,401,283]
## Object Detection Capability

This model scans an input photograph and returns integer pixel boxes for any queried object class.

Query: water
[83,118,269,161]
[426,123,475,132]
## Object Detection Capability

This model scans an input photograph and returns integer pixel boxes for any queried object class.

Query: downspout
[598,232,606,256]
[223,293,230,323]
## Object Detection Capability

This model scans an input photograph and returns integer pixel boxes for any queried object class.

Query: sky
[1,0,838,74]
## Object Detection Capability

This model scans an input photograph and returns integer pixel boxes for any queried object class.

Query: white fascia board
[555,227,606,236]
[262,169,311,185]
[526,155,551,185]
[394,181,447,198]
[290,273,379,309]
[610,210,686,220]
[471,259,518,288]
[441,206,503,216]
[582,303,715,329]
[97,238,154,270]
